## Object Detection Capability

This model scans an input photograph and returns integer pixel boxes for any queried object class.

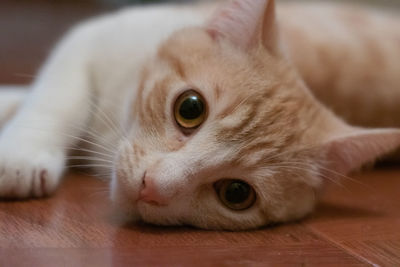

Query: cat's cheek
[188,207,266,230]
[264,183,317,223]
[112,141,146,195]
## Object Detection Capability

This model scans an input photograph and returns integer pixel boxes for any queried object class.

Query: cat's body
[1,0,400,230]
[280,4,400,128]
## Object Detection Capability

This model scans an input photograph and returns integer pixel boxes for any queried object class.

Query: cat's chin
[135,201,185,226]
[135,201,263,230]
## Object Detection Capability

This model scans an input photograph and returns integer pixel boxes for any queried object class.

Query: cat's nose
[138,173,169,206]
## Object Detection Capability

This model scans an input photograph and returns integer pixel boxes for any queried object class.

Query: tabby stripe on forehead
[140,76,173,134]
[234,100,263,136]
[142,88,164,134]
[232,141,278,167]
[133,67,149,119]
[151,77,170,121]
[214,84,223,100]
[232,128,301,168]
[158,48,186,79]
[217,99,263,140]
[217,95,247,120]
[216,83,278,121]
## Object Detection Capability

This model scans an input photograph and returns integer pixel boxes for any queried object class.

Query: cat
[0,0,400,230]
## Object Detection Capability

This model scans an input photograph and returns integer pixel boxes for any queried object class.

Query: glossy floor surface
[0,170,399,266]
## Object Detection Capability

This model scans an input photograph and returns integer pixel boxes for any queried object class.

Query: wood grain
[1,170,399,265]
[306,170,400,266]
[0,173,374,266]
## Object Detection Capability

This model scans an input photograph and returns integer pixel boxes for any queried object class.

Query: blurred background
[1,0,399,84]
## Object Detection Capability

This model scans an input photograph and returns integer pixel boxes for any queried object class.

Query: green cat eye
[215,179,256,211]
[174,90,206,130]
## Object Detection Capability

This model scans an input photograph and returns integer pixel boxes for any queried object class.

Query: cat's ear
[206,0,280,54]
[320,128,400,175]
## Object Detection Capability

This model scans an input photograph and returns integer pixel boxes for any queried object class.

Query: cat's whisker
[34,115,117,147]
[231,94,252,115]
[270,161,339,178]
[66,122,118,149]
[12,117,117,150]
[267,163,346,187]
[85,96,132,147]
[11,123,116,154]
[58,132,117,154]
[64,147,115,160]
[251,141,373,190]
[314,165,372,190]
[92,172,114,178]
[66,156,115,164]
[66,163,131,173]
[67,163,114,169]
[273,159,371,189]
[265,159,342,180]
[259,146,317,164]
[267,161,373,192]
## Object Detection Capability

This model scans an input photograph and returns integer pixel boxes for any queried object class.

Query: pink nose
[138,174,169,206]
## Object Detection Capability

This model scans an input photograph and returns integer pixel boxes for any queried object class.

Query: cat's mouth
[136,194,169,207]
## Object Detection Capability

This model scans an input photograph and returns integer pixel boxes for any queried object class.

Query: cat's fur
[1,0,400,230]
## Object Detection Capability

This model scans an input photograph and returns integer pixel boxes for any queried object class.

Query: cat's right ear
[319,128,400,176]
[206,0,281,55]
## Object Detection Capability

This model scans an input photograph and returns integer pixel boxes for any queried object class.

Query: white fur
[0,6,208,197]
[0,87,26,125]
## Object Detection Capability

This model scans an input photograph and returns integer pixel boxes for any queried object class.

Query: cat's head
[111,0,400,230]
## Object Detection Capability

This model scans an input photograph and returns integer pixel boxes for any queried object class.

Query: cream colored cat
[0,0,400,230]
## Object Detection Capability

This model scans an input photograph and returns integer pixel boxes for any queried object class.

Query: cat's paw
[0,144,65,199]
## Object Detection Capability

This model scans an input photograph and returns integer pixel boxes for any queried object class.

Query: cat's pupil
[215,179,256,211]
[179,96,204,120]
[174,90,206,130]
[225,181,251,204]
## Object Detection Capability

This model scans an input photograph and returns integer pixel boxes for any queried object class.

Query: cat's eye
[174,90,206,130]
[214,179,256,211]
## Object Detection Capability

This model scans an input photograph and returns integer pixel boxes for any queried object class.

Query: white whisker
[66,156,114,164]
[65,147,114,159]
[67,164,113,169]
[13,124,116,154]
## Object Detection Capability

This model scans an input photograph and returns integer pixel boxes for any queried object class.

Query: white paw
[0,143,65,199]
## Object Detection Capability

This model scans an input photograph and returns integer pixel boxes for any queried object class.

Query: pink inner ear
[206,0,270,49]
[323,129,400,175]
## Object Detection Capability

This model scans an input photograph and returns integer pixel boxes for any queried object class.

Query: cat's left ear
[206,0,281,54]
[319,128,400,176]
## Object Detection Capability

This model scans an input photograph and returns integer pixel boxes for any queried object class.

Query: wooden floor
[0,170,399,266]
[0,0,400,266]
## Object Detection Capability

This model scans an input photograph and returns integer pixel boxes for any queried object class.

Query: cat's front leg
[0,125,66,198]
[0,25,94,198]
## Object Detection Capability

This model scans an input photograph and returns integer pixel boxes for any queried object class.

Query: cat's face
[111,28,326,230]
[111,0,400,230]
